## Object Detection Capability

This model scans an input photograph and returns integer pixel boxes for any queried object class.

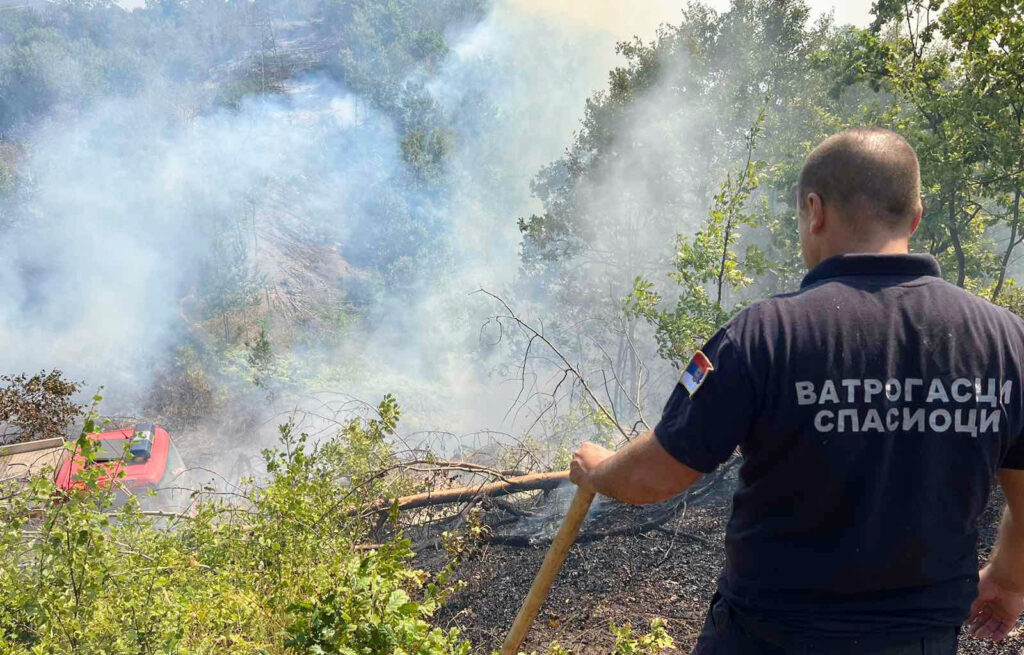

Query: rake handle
[500,485,596,655]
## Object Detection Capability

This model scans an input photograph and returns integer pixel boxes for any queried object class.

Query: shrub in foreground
[0,397,466,655]
[0,396,675,654]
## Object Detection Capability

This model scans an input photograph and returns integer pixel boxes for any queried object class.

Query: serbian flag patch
[680,350,714,397]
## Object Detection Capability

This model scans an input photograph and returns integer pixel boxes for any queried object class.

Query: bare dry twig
[474,289,634,443]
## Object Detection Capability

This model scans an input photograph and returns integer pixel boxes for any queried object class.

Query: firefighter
[569,128,1024,654]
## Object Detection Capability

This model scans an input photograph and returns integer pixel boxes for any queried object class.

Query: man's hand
[569,441,614,492]
[972,470,1024,642]
[568,432,702,504]
[968,564,1024,642]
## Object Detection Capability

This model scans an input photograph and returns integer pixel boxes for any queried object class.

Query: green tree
[246,326,274,390]
[516,0,848,404]
[939,0,1024,300]
[198,215,264,344]
[867,1,999,287]
[625,114,769,364]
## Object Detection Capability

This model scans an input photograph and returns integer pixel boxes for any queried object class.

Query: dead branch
[488,512,703,548]
[402,459,525,481]
[474,288,635,442]
[485,455,740,548]
[354,470,569,516]
[355,543,384,551]
[485,495,541,518]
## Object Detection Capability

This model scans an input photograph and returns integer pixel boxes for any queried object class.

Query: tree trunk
[948,190,967,287]
[993,189,1022,303]
[613,328,628,417]
[717,214,733,306]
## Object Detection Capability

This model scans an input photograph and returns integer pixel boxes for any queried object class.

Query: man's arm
[573,327,753,504]
[569,430,703,505]
[969,469,1024,641]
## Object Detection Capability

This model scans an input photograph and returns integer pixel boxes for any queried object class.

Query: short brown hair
[797,128,921,227]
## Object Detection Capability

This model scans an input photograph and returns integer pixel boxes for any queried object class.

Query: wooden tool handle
[500,486,596,655]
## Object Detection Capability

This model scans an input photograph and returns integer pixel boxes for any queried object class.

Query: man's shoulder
[914,277,1024,332]
[721,294,794,341]
[728,276,1024,335]
[725,288,811,327]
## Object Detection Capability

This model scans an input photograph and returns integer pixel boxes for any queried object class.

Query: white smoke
[0,0,636,468]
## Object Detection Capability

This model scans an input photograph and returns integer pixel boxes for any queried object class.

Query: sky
[109,0,875,35]
[506,0,874,39]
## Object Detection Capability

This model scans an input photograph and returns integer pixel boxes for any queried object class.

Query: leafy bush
[0,396,465,655]
[539,619,675,655]
[0,393,679,654]
[0,369,83,445]
[989,278,1024,321]
[283,541,469,655]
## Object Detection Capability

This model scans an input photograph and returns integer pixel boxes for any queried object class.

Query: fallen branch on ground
[480,456,740,548]
[354,471,569,517]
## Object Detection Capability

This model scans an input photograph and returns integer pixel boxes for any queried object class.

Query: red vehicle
[1,424,188,507]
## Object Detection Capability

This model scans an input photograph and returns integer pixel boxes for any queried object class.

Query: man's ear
[909,204,923,236]
[806,192,827,236]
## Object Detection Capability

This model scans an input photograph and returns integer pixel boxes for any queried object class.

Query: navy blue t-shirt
[654,254,1024,643]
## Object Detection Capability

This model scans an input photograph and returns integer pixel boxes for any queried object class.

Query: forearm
[988,505,1024,591]
[588,436,653,503]
[588,431,702,505]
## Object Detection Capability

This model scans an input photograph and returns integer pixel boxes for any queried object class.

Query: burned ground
[418,468,1023,654]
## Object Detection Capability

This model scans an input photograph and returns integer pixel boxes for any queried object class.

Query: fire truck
[0,424,189,506]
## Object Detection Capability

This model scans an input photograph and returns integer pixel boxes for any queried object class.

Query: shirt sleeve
[653,327,758,473]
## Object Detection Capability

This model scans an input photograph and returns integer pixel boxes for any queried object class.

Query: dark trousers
[693,594,959,655]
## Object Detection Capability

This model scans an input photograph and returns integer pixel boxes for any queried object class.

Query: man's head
[796,128,923,268]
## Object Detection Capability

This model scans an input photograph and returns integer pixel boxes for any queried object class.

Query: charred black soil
[418,469,1023,654]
